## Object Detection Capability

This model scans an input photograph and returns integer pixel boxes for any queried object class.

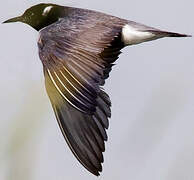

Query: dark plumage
[3,3,190,176]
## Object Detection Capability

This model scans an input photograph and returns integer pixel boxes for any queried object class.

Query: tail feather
[148,30,192,37]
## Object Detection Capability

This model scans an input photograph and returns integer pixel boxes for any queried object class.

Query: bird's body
[3,3,190,176]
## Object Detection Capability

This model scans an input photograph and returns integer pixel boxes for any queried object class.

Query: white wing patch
[122,24,155,45]
[43,6,53,16]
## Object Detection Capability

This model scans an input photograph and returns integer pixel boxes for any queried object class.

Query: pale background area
[0,0,193,179]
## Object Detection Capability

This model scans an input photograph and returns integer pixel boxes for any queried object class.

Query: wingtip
[96,172,100,177]
[90,169,101,176]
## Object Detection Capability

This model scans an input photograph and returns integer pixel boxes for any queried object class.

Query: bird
[3,3,190,176]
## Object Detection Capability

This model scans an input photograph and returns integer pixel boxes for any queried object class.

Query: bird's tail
[148,30,192,38]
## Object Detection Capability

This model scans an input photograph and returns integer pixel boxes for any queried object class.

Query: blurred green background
[0,0,193,179]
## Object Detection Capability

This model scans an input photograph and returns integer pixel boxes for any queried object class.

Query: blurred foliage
[1,84,48,180]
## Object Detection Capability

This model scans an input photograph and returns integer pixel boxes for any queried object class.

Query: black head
[3,3,67,31]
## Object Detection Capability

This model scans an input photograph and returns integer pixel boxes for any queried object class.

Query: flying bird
[3,3,190,176]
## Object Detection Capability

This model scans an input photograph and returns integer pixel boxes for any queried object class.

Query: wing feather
[38,10,127,175]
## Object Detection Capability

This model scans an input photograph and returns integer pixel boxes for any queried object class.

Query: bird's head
[3,3,65,31]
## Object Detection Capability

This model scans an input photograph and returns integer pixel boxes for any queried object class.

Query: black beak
[3,16,22,24]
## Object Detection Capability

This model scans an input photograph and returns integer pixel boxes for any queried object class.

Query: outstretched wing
[38,12,127,175]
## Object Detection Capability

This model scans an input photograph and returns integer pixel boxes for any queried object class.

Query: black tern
[3,3,191,176]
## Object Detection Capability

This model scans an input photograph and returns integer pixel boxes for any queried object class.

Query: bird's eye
[42,6,53,16]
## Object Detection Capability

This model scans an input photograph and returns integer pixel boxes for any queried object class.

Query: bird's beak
[3,16,22,23]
